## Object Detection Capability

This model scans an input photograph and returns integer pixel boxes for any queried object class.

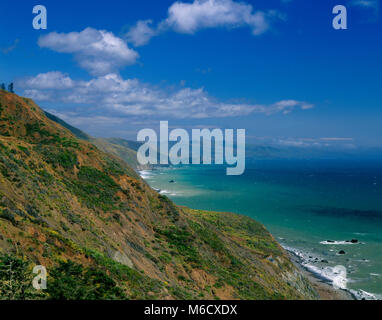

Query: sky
[0,0,381,149]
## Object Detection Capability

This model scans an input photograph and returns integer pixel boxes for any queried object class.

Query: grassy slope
[90,137,142,170]
[0,90,317,300]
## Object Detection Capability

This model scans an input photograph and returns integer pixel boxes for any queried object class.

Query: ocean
[139,159,382,299]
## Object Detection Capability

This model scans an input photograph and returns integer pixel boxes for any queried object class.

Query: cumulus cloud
[126,0,282,46]
[126,20,158,47]
[22,71,74,89]
[38,28,139,75]
[163,0,269,34]
[19,71,313,120]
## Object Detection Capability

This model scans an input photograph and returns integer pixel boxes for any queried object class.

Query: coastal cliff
[0,90,317,300]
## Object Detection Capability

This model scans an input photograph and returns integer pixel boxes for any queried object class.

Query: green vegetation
[155,226,201,265]
[37,169,54,185]
[0,253,127,300]
[25,122,51,137]
[25,122,79,148]
[47,260,126,300]
[17,145,30,156]
[188,220,225,252]
[0,254,45,300]
[103,158,125,177]
[0,209,17,226]
[40,146,78,169]
[68,166,121,210]
[84,249,165,299]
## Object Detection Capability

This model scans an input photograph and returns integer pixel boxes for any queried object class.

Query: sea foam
[283,245,380,300]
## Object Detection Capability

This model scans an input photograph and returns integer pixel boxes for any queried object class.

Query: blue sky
[0,0,381,148]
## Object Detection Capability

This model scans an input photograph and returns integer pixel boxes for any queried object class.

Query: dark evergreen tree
[0,254,45,300]
[8,83,14,93]
[0,83,5,90]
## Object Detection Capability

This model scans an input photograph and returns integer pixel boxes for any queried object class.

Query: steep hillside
[0,90,317,300]
[44,111,91,141]
[44,111,145,170]
[90,138,144,170]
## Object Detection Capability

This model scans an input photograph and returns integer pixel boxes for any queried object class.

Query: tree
[0,254,45,300]
[7,83,14,93]
[0,83,5,91]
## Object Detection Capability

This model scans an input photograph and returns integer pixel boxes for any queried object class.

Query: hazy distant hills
[45,110,382,168]
[245,144,382,161]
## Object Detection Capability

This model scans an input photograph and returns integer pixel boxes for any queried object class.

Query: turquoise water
[141,160,382,299]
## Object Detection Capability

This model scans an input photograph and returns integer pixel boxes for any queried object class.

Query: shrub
[0,254,45,300]
[156,226,200,265]
[103,159,125,177]
[47,260,126,300]
[0,209,17,226]
[68,166,120,210]
[41,147,78,169]
[17,145,30,156]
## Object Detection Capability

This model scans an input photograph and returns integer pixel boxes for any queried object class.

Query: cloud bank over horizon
[19,71,313,121]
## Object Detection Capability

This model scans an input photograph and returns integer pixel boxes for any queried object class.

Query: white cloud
[38,28,139,75]
[22,71,74,89]
[163,0,269,35]
[271,100,313,114]
[126,0,282,46]
[19,72,313,120]
[23,89,51,101]
[320,137,353,141]
[277,137,354,148]
[126,20,158,47]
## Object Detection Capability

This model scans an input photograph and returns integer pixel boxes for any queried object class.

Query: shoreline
[138,169,379,300]
[286,249,356,300]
